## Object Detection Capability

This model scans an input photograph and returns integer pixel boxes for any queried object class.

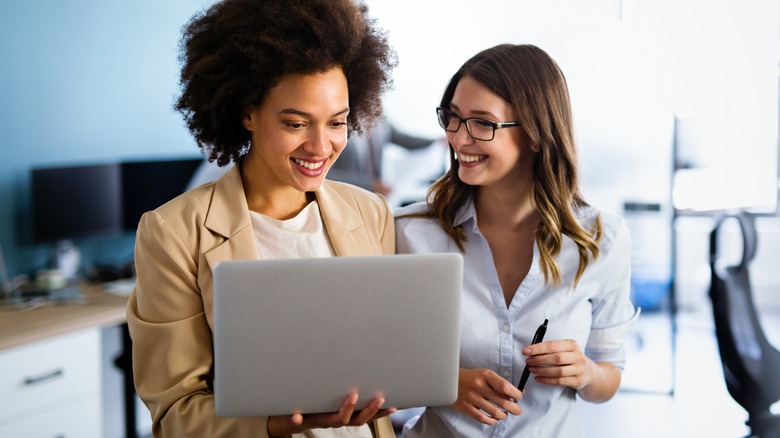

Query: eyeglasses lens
[437,109,457,132]
[466,119,494,141]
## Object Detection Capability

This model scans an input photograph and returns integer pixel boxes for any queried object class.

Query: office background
[0,0,778,437]
[0,1,211,279]
[2,0,776,293]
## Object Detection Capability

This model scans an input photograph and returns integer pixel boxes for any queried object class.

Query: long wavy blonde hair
[425,44,602,287]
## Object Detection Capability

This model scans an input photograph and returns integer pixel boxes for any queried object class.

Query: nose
[304,125,333,156]
[449,121,474,146]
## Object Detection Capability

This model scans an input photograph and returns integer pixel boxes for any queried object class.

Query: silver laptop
[213,253,462,417]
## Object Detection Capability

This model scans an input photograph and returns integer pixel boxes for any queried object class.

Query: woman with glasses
[126,0,398,436]
[395,44,639,437]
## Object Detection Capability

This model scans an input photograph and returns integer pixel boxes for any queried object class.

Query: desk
[0,284,127,350]
[0,285,135,437]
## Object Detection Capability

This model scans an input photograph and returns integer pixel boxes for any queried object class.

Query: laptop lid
[213,253,462,417]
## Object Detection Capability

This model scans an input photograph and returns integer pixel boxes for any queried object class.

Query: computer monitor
[30,157,204,242]
[120,157,203,231]
[30,163,123,244]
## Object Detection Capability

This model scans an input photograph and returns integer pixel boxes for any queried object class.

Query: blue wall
[0,0,213,277]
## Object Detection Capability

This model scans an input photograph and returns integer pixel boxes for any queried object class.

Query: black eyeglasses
[436,107,522,141]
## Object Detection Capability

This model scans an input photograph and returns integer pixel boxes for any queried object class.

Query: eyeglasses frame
[435,107,522,141]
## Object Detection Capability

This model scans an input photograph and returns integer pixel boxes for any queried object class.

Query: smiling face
[447,75,536,191]
[241,67,350,197]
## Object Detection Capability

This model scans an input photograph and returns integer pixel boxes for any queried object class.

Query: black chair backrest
[709,211,780,416]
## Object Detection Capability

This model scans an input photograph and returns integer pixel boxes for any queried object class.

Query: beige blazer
[127,165,395,438]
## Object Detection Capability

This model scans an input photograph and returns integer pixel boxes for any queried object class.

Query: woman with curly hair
[126,0,397,436]
[395,44,639,436]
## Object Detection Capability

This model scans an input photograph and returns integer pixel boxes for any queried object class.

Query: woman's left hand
[521,339,595,391]
[522,339,622,402]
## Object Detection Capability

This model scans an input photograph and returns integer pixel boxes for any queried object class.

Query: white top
[250,200,336,259]
[250,200,371,438]
[395,200,640,438]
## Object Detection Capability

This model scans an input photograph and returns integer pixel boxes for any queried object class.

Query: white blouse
[395,200,640,438]
[250,200,335,259]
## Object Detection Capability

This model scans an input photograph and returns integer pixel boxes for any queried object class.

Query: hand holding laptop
[267,392,395,436]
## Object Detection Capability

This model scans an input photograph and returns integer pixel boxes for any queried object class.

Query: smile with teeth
[458,153,487,163]
[292,157,325,170]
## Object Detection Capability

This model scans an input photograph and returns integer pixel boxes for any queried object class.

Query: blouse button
[502,324,510,332]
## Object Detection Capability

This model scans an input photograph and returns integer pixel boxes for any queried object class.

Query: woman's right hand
[452,368,523,425]
[266,392,395,436]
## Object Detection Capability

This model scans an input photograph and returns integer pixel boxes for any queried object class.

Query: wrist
[576,361,620,403]
[580,358,601,391]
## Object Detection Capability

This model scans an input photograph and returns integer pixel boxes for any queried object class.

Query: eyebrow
[279,107,350,118]
[449,103,499,119]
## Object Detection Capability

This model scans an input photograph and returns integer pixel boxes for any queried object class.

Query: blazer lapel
[203,164,258,275]
[315,181,374,257]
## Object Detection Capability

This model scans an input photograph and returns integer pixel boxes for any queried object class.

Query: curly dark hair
[175,0,397,166]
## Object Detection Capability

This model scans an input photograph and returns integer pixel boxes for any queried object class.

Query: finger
[481,383,520,415]
[464,369,521,416]
[351,396,385,424]
[523,339,578,356]
[290,412,304,426]
[463,384,512,421]
[485,373,523,412]
[528,350,582,369]
[461,403,499,426]
[477,398,510,420]
[456,368,522,421]
[522,340,556,356]
[488,393,522,416]
[531,362,591,391]
[534,373,585,389]
[372,407,397,420]
[528,365,558,379]
[338,392,359,425]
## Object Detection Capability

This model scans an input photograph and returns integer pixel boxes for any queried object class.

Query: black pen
[517,319,548,392]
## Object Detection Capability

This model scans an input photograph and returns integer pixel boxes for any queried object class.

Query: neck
[240,161,311,220]
[474,182,538,229]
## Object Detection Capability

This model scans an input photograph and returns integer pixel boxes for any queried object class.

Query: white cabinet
[0,327,101,438]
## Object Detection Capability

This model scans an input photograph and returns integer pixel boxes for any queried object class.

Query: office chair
[709,211,780,437]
